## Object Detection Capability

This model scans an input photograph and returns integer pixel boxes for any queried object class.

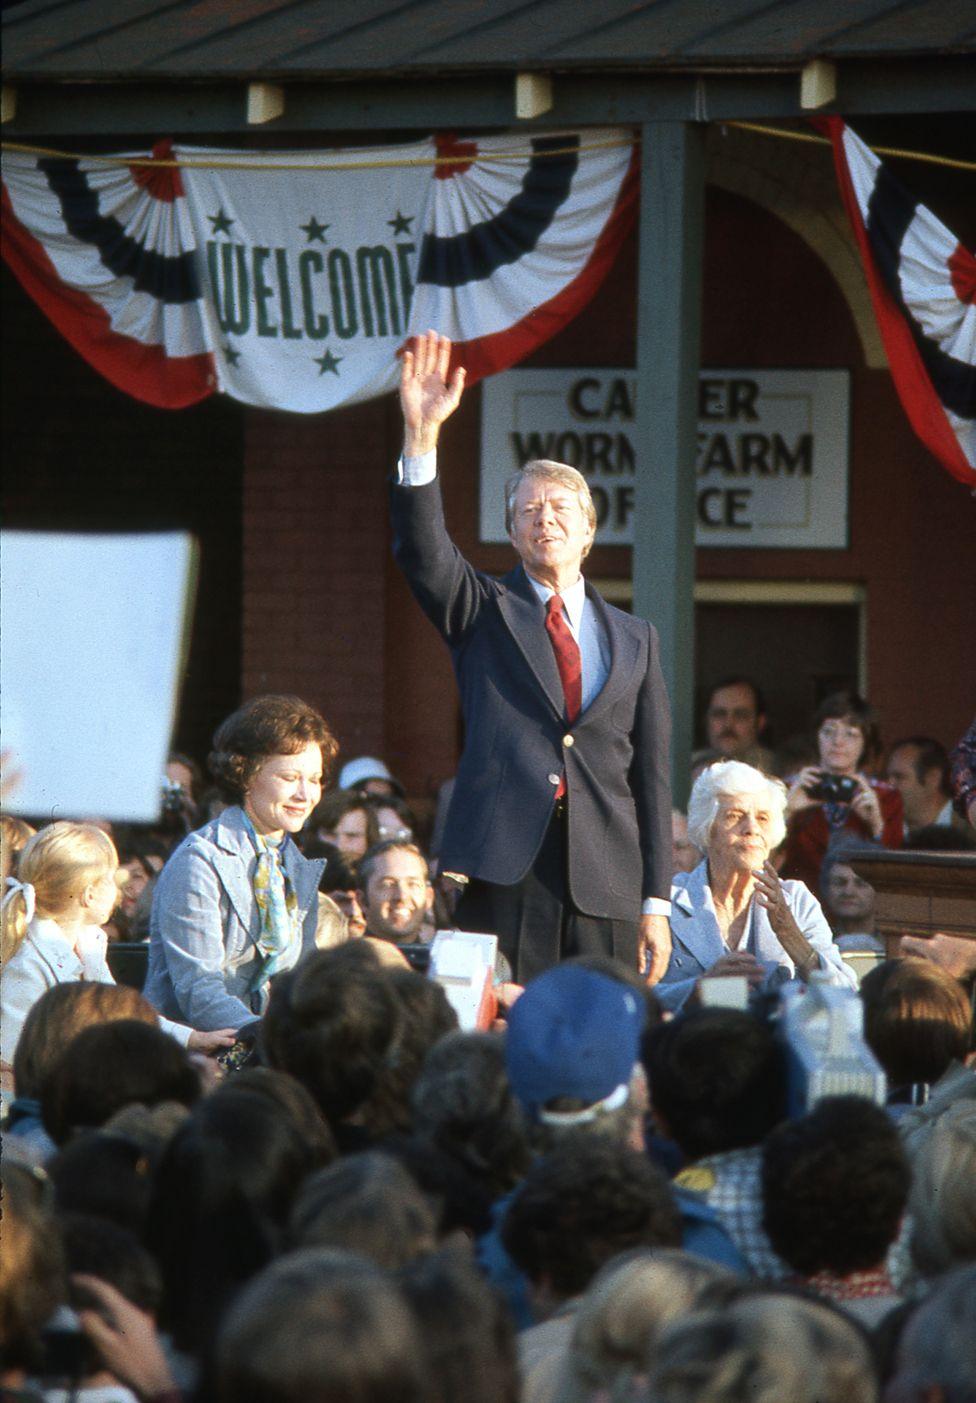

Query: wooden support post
[247,82,284,125]
[515,72,553,119]
[631,121,705,808]
[801,59,837,110]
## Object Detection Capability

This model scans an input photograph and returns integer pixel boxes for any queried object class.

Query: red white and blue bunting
[1,130,637,412]
[823,118,976,487]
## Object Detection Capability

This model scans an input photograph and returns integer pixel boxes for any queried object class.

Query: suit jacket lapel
[579,585,638,723]
[284,841,325,917]
[497,565,566,720]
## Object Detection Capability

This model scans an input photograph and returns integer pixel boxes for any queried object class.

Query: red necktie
[546,594,582,801]
[545,594,582,722]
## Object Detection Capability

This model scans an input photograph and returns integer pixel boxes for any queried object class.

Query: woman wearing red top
[782,691,903,896]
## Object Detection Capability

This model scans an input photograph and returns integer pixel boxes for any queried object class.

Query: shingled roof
[4,0,975,81]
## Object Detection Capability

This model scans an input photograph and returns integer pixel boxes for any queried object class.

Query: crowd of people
[1,679,974,1403]
[2,341,974,1402]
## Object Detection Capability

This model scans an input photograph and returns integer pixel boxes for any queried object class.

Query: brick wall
[241,397,399,777]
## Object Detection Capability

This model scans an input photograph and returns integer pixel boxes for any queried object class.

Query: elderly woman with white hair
[656,761,855,1013]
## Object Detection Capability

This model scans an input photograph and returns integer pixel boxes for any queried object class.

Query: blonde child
[1,822,233,1084]
[1,814,36,889]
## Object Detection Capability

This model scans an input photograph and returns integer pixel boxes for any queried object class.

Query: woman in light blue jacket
[144,694,337,1032]
[657,762,856,1014]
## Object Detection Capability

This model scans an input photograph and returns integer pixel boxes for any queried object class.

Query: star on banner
[208,208,235,236]
[388,210,413,237]
[314,349,343,376]
[222,343,241,366]
[300,216,330,243]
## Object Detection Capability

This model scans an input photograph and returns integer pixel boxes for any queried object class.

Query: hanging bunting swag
[1,131,637,412]
[822,117,976,486]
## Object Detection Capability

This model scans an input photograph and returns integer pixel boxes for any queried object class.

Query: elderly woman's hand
[701,951,765,986]
[753,861,819,978]
[753,861,804,941]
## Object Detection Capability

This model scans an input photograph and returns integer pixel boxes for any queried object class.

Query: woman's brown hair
[208,694,339,802]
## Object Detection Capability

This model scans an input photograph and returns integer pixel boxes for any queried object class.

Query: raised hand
[73,1273,176,1399]
[753,859,818,978]
[400,330,466,456]
[900,931,976,979]
[752,860,799,941]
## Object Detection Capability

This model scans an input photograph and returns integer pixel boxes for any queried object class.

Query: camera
[161,776,186,815]
[216,1019,261,1076]
[38,1319,99,1382]
[398,942,432,973]
[805,773,859,804]
[159,776,195,835]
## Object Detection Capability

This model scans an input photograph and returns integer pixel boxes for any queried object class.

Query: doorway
[594,577,865,773]
[694,582,865,764]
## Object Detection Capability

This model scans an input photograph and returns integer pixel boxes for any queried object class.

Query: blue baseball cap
[505,965,646,1116]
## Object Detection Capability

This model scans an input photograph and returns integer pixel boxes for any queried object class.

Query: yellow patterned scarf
[243,812,300,985]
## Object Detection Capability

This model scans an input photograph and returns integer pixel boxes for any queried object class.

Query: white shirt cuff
[158,1015,193,1047]
[642,898,672,917]
[397,449,438,485]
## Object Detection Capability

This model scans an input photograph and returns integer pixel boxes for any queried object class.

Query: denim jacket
[144,805,323,1031]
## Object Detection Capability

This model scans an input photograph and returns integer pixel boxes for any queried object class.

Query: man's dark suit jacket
[391,476,672,922]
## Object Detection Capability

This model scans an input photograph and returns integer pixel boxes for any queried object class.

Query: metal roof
[4,0,975,80]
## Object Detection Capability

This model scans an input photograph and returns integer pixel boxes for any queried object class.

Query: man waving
[391,332,673,985]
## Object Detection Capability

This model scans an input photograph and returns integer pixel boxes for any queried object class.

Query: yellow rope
[3,124,973,174]
[729,120,976,172]
[729,121,827,147]
[0,134,633,172]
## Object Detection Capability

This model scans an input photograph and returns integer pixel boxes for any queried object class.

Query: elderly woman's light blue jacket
[144,806,324,1031]
[656,861,857,1014]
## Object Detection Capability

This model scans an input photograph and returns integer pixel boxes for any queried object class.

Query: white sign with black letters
[479,368,850,549]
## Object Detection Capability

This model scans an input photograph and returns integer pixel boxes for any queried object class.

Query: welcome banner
[1,130,637,412]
